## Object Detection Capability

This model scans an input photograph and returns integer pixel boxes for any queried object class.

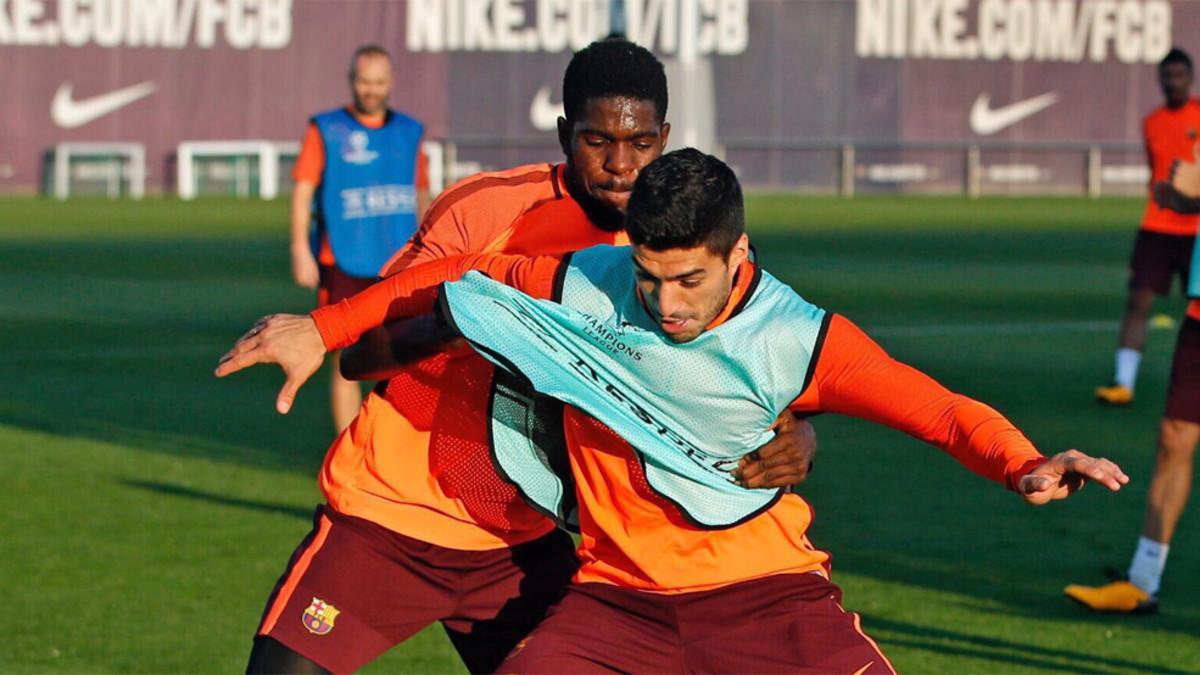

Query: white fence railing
[719,140,1147,198]
[41,139,1150,199]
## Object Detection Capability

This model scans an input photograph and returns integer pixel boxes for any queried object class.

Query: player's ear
[659,122,671,149]
[557,116,571,156]
[727,234,750,268]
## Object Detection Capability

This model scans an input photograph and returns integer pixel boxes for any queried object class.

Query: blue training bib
[312,108,423,277]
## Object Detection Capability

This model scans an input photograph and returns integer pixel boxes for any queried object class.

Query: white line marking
[869,320,1119,338]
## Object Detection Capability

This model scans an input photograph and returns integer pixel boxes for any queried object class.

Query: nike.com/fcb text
[857,0,1171,64]
[0,0,292,49]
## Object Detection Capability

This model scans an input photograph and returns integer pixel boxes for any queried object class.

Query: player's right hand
[1016,449,1129,505]
[215,313,327,415]
[291,244,320,289]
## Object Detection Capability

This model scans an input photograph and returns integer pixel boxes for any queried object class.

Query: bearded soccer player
[1096,48,1200,406]
[228,42,815,674]
[291,45,431,431]
[1065,168,1200,613]
[222,149,1128,672]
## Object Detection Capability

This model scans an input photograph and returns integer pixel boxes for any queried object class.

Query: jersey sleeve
[380,180,506,274]
[790,314,1045,490]
[379,166,556,275]
[1144,127,1153,171]
[311,253,564,350]
[292,122,324,184]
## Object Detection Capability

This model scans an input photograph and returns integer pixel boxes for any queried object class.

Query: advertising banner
[1,0,1194,194]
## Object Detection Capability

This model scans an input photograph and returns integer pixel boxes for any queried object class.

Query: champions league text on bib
[439,245,829,528]
[312,108,423,277]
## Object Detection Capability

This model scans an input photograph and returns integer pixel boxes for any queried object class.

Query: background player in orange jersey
[224,41,816,674]
[1096,48,1200,406]
[1066,167,1200,613]
[291,45,431,432]
[221,149,1129,672]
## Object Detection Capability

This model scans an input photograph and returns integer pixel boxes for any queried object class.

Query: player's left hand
[215,313,327,415]
[1017,449,1129,505]
[731,411,817,489]
[1152,180,1200,214]
[1170,142,1200,198]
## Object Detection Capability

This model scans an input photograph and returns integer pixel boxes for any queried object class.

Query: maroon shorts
[255,505,578,673]
[1128,229,1194,295]
[1166,317,1200,423]
[317,263,375,308]
[499,573,895,674]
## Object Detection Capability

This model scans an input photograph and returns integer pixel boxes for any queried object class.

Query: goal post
[51,143,147,200]
[176,140,300,200]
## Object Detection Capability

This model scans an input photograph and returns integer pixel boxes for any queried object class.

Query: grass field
[3,194,1198,673]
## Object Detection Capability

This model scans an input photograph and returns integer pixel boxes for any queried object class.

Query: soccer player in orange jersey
[1065,172,1200,613]
[223,150,1129,672]
[1096,48,1200,406]
[226,41,816,674]
[291,45,431,432]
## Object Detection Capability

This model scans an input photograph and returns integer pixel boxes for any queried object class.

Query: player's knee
[1157,418,1200,462]
[245,636,330,675]
[1127,289,1156,315]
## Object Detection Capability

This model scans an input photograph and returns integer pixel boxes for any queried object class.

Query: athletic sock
[1128,536,1169,596]
[1115,348,1142,390]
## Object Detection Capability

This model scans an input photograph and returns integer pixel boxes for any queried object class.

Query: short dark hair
[625,149,744,257]
[562,40,668,124]
[1161,47,1192,71]
[349,44,391,78]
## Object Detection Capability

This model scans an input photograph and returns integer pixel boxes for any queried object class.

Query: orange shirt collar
[343,105,387,129]
[706,258,758,330]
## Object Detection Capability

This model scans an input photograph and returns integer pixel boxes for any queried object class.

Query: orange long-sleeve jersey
[312,252,1047,593]
[1141,100,1200,236]
[315,163,629,551]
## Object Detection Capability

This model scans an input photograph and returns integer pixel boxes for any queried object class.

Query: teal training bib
[441,245,828,528]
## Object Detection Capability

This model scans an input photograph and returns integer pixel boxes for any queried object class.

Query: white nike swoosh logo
[969,91,1059,135]
[51,81,158,129]
[529,86,563,132]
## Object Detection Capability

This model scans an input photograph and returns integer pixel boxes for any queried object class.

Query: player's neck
[563,167,625,232]
[348,104,387,125]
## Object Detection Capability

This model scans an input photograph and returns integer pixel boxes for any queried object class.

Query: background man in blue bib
[289,44,430,431]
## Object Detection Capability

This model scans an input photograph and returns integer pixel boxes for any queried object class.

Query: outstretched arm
[792,315,1128,504]
[215,252,562,413]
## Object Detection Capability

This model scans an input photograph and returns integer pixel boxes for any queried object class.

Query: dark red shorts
[1166,317,1200,423]
[317,263,375,308]
[499,573,895,674]
[255,505,578,673]
[1128,229,1194,296]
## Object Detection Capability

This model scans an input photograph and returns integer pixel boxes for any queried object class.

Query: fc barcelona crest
[301,597,340,635]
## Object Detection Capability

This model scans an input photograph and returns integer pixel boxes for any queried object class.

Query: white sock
[1128,536,1169,596]
[1115,348,1142,390]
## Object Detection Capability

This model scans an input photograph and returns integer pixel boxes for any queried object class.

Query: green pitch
[2,195,1196,673]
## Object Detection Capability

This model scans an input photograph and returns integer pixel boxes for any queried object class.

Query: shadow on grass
[836,546,1200,641]
[862,614,1192,675]
[120,478,314,520]
[6,217,1191,672]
